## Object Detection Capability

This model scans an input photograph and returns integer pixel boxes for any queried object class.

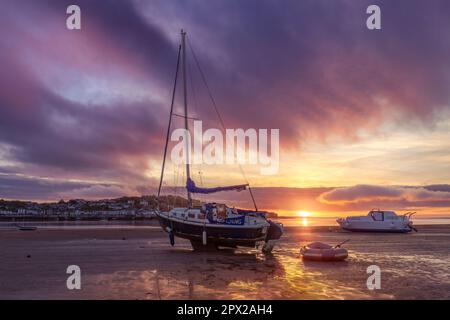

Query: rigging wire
[157,44,181,207]
[187,49,204,188]
[187,37,259,211]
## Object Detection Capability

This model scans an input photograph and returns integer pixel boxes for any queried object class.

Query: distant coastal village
[0,195,193,221]
[0,196,278,221]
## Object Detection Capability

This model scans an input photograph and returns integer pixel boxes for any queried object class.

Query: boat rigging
[155,30,283,252]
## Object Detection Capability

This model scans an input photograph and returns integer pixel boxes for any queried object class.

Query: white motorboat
[336,209,417,233]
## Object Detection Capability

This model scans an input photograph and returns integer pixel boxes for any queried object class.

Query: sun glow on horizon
[297,211,312,218]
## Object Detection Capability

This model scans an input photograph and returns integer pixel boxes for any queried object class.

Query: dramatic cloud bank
[0,173,130,200]
[319,185,450,206]
[0,0,449,211]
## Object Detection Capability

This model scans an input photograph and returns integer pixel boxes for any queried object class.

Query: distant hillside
[0,195,277,217]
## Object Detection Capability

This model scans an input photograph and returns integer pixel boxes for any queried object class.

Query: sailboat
[155,30,283,253]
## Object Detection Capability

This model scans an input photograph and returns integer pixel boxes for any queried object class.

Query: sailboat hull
[157,214,267,248]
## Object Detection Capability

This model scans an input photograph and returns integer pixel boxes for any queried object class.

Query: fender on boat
[266,220,283,241]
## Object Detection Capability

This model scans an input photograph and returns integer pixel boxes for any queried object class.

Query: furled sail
[186,178,248,194]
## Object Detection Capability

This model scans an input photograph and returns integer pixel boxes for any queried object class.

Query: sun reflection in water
[296,211,312,226]
[301,217,308,226]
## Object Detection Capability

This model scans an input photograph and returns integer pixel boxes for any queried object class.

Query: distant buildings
[0,195,277,220]
[0,196,161,221]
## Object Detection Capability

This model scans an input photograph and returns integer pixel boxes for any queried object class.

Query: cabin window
[188,213,195,218]
[197,213,205,219]
[371,211,384,221]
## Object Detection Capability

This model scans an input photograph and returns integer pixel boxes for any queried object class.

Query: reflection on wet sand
[0,225,449,299]
[91,249,286,299]
[89,247,389,300]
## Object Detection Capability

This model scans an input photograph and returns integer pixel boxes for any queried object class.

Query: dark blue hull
[157,214,267,247]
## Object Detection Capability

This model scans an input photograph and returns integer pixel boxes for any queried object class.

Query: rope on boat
[187,38,259,212]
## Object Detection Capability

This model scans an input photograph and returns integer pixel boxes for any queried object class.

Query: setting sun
[297,211,312,218]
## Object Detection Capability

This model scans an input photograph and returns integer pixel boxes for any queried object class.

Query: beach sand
[0,223,449,300]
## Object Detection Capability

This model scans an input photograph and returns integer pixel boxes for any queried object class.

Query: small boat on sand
[300,241,349,261]
[16,225,37,231]
[336,209,417,233]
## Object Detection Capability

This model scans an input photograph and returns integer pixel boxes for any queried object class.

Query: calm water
[278,216,450,227]
[1,216,449,230]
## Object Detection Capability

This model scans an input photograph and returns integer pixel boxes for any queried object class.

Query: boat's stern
[261,220,284,254]
[336,217,346,227]
[266,220,283,241]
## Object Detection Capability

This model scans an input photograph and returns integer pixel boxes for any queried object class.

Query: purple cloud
[318,185,450,207]
[0,0,450,201]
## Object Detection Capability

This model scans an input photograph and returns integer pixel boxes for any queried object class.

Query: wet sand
[0,223,449,299]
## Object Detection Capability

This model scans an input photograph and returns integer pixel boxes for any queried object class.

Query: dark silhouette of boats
[16,224,37,231]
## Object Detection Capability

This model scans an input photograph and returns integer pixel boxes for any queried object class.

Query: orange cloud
[318,185,450,205]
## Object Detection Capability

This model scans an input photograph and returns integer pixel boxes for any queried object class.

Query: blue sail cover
[186,178,248,194]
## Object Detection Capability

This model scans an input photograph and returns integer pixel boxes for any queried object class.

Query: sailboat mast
[181,30,193,207]
[157,45,181,207]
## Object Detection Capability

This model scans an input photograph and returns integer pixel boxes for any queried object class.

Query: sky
[0,0,450,216]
